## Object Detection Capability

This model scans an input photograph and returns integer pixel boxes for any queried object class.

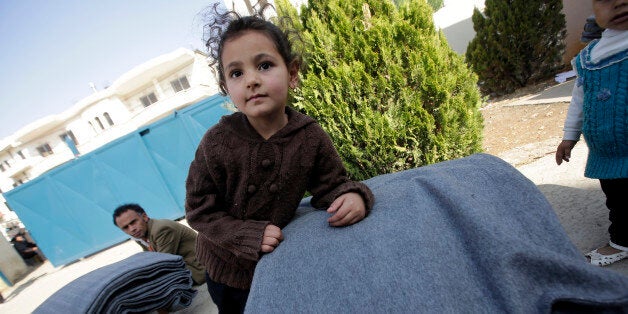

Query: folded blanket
[35,252,197,313]
[247,153,628,313]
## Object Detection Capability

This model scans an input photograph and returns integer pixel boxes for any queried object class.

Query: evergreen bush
[277,0,483,181]
[426,0,444,11]
[393,0,444,12]
[465,0,566,96]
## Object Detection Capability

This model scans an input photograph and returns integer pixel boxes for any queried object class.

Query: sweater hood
[219,107,316,142]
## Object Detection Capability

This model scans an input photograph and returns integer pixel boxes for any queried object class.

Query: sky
[0,0,482,141]
[0,0,222,139]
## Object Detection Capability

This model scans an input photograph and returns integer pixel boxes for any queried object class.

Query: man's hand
[556,140,577,165]
[261,224,283,253]
[327,192,366,227]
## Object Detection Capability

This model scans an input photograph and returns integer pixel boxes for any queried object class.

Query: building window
[170,76,191,93]
[36,143,54,157]
[17,150,25,159]
[12,178,23,187]
[2,160,10,172]
[59,130,79,145]
[104,112,114,126]
[95,117,105,130]
[140,92,158,107]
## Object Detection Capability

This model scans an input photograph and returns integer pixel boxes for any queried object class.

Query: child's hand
[261,224,283,253]
[327,192,366,227]
[556,140,577,165]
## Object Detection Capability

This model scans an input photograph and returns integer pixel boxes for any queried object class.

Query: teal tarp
[4,95,232,266]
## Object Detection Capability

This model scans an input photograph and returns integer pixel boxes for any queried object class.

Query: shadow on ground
[537,184,628,275]
[4,270,47,302]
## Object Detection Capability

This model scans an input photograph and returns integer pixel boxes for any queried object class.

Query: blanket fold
[247,153,628,313]
[34,252,197,313]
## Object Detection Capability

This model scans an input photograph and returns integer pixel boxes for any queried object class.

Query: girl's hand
[261,224,283,253]
[327,192,366,227]
[556,140,577,165]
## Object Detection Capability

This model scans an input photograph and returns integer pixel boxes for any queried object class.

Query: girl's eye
[259,62,272,71]
[229,70,242,78]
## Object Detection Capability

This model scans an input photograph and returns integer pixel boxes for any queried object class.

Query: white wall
[0,235,28,284]
[433,0,485,55]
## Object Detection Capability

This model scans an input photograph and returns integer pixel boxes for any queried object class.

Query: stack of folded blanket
[34,252,197,313]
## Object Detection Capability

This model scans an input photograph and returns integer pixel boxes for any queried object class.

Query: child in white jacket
[555,0,628,266]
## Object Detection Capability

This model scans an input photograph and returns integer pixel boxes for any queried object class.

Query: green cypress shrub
[277,0,483,181]
[426,0,444,11]
[465,0,566,96]
[393,0,443,12]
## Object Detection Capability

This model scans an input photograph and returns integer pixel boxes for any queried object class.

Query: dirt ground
[480,81,570,156]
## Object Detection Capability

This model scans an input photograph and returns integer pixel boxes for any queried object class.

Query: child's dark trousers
[600,178,628,247]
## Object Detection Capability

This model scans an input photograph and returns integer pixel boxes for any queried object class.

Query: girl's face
[221,30,299,122]
[593,0,628,30]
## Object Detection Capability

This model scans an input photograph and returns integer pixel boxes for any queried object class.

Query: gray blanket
[246,153,628,313]
[34,252,197,313]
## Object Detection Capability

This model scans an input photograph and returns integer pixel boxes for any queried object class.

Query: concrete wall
[433,0,485,55]
[563,0,594,64]
[0,236,27,286]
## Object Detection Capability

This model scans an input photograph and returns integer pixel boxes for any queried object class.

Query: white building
[0,47,219,234]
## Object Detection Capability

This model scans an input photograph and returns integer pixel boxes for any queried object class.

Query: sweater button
[261,159,272,168]
[269,184,278,193]
[247,185,257,193]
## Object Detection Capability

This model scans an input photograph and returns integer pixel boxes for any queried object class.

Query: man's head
[113,204,150,240]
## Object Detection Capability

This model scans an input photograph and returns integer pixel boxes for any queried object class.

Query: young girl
[185,6,375,313]
[555,0,628,266]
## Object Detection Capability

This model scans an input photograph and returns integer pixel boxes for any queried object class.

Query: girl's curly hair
[202,2,302,95]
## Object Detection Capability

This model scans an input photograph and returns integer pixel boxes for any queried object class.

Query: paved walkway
[0,240,216,313]
[0,79,626,313]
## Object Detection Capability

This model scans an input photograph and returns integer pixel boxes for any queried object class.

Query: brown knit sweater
[185,107,374,289]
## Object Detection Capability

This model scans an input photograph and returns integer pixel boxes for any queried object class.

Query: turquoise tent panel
[3,176,110,266]
[140,118,197,208]
[179,95,234,141]
[94,133,181,219]
[51,155,119,207]
[141,95,233,207]
[3,94,232,267]
[48,157,126,245]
